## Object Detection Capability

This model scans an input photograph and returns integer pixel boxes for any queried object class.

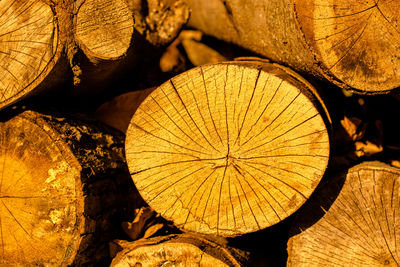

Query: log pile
[0,0,189,109]
[1,0,399,266]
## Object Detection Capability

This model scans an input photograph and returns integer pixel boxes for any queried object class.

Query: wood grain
[288,161,400,266]
[125,61,330,236]
[186,0,400,94]
[0,0,60,109]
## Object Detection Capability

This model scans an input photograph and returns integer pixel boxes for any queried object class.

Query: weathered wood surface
[287,161,400,266]
[125,61,330,237]
[0,0,189,110]
[186,0,400,94]
[0,110,142,266]
[110,234,247,266]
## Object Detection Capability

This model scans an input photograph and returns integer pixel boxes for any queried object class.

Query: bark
[125,61,331,237]
[110,234,248,266]
[0,0,189,110]
[186,0,400,94]
[0,110,144,266]
[287,161,400,266]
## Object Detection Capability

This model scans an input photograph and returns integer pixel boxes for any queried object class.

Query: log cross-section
[125,61,330,237]
[0,110,142,266]
[110,234,248,266]
[0,112,83,266]
[287,162,400,266]
[0,0,60,109]
[186,0,400,94]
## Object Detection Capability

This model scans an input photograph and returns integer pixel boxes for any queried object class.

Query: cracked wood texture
[0,0,61,110]
[125,61,330,237]
[74,0,134,61]
[287,162,400,266]
[0,0,134,110]
[186,0,400,94]
[0,111,141,266]
[110,234,247,266]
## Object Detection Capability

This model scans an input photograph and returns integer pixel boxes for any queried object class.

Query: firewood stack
[0,0,399,266]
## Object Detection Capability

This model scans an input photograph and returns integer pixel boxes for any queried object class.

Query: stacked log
[185,0,400,94]
[0,110,143,265]
[1,0,399,265]
[125,61,331,237]
[287,162,400,266]
[110,234,248,266]
[0,0,189,110]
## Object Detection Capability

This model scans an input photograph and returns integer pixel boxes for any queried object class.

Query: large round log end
[294,0,400,93]
[125,61,330,237]
[0,112,83,266]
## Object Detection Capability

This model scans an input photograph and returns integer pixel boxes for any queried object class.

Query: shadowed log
[287,161,400,266]
[95,88,155,133]
[125,61,330,237]
[186,0,400,94]
[0,110,143,265]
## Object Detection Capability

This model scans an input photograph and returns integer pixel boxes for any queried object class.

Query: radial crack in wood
[125,61,330,237]
[295,0,400,93]
[0,0,61,109]
[186,0,400,94]
[287,161,400,266]
[75,0,134,61]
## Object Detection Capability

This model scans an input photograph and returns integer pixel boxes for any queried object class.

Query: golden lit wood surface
[0,0,60,109]
[0,0,135,110]
[0,112,83,266]
[295,0,400,93]
[75,0,133,60]
[111,234,245,266]
[186,0,400,93]
[288,162,400,266]
[0,110,141,265]
[126,61,330,236]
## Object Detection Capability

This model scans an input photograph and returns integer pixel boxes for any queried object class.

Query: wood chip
[340,116,365,141]
[355,141,383,157]
[122,207,156,240]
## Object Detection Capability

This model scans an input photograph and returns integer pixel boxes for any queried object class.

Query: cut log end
[110,234,245,266]
[287,161,400,266]
[125,61,330,236]
[75,0,134,61]
[0,0,61,109]
[295,0,400,93]
[0,112,83,266]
